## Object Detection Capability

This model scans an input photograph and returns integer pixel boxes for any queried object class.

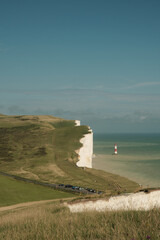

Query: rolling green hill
[0,114,139,195]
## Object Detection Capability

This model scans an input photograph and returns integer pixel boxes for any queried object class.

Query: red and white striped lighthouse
[114,144,117,154]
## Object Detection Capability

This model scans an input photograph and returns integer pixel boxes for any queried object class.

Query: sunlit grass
[0,202,159,240]
[0,175,74,207]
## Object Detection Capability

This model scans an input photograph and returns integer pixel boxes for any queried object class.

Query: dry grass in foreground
[0,202,160,240]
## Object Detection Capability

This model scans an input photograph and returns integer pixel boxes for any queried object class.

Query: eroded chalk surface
[68,190,160,212]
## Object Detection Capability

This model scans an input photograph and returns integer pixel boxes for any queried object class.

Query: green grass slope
[0,114,139,195]
[0,175,74,207]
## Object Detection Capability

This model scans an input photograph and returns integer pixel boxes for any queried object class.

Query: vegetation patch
[0,202,159,240]
[0,174,74,207]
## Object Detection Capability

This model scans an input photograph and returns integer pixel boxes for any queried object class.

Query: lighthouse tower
[114,144,117,155]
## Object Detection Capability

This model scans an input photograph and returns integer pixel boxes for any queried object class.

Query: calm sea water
[92,133,160,187]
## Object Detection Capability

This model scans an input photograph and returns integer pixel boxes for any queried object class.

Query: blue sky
[0,0,160,133]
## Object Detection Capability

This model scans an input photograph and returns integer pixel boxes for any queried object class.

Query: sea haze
[93,133,160,187]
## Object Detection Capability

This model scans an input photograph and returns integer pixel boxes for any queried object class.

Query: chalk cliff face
[75,121,93,168]
[68,190,160,212]
[75,120,81,126]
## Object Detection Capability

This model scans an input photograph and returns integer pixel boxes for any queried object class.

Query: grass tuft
[0,203,160,240]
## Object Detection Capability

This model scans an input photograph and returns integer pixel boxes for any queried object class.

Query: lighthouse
[114,144,117,154]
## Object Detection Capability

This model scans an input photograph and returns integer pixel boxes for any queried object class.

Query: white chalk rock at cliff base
[68,190,160,212]
[76,128,93,169]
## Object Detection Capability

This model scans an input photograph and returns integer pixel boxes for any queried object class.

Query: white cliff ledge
[75,120,93,169]
[67,190,160,212]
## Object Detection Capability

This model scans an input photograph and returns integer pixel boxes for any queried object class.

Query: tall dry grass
[0,202,160,240]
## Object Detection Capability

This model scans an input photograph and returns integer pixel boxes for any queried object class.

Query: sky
[0,0,160,133]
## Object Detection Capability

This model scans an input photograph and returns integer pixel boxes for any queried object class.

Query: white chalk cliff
[68,190,160,212]
[75,120,93,168]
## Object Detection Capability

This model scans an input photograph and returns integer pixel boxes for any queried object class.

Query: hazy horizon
[0,1,160,133]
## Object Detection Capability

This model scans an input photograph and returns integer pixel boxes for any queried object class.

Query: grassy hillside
[0,114,139,195]
[0,201,159,240]
[0,174,74,207]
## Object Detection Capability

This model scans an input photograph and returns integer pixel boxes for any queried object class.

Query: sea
[92,133,160,188]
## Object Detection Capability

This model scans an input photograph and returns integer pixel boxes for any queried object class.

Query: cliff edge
[75,121,93,168]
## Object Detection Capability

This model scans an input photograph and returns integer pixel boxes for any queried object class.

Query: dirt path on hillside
[0,197,76,213]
